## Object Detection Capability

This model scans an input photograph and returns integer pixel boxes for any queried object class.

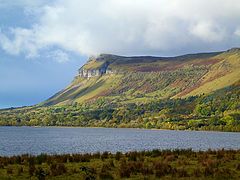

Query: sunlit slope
[43,75,122,106]
[175,48,240,98]
[43,48,240,106]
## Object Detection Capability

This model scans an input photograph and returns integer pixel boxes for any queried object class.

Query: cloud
[46,50,70,63]
[235,27,240,37]
[0,0,52,8]
[190,21,225,42]
[0,0,240,57]
[0,28,39,57]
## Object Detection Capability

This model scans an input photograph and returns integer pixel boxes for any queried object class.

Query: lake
[0,127,240,156]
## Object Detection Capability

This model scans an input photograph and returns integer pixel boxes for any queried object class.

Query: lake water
[0,127,240,156]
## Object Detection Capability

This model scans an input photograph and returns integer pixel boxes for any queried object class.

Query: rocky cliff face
[78,63,107,78]
[78,55,115,78]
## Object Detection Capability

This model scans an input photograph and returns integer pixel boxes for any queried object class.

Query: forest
[0,83,239,132]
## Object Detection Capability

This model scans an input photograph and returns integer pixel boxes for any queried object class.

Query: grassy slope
[43,48,240,107]
[180,50,240,97]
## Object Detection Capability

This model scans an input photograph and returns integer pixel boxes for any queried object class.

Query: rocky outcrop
[78,61,111,78]
[77,54,121,78]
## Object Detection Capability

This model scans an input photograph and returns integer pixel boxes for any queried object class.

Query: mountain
[0,48,239,131]
[43,48,240,106]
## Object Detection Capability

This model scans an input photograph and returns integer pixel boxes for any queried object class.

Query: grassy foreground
[0,149,240,179]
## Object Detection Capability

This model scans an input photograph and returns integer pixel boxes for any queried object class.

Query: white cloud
[235,27,240,37]
[0,28,39,58]
[190,21,225,42]
[46,50,70,63]
[1,0,240,57]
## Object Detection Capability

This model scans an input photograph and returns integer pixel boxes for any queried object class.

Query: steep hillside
[43,48,240,106]
[0,48,239,131]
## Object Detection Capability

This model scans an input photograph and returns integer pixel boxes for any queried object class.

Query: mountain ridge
[42,48,240,106]
[0,48,239,131]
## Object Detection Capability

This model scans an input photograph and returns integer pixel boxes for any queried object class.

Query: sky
[0,0,240,108]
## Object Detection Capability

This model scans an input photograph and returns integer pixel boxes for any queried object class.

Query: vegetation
[0,149,240,179]
[0,82,239,131]
[43,49,240,106]
[0,49,239,131]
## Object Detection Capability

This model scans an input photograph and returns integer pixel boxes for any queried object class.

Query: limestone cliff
[78,54,116,78]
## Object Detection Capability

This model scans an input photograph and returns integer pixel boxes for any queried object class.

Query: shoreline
[1,125,240,133]
[1,147,239,157]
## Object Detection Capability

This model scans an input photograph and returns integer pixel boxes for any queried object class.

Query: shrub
[71,168,78,174]
[216,149,225,159]
[79,166,96,180]
[202,159,219,169]
[236,163,240,171]
[127,151,138,161]
[164,155,176,162]
[141,165,153,176]
[35,167,46,180]
[101,152,109,160]
[155,169,165,178]
[214,168,233,179]
[101,163,112,172]
[28,158,36,176]
[80,154,91,162]
[15,156,22,164]
[108,159,115,167]
[154,161,173,175]
[99,171,114,179]
[115,152,122,161]
[50,163,67,176]
[57,163,67,175]
[92,152,101,159]
[204,166,215,177]
[36,154,47,164]
[119,159,131,178]
[6,166,13,174]
[17,166,23,175]
[0,163,4,169]
[151,149,162,157]
[177,168,189,177]
[193,168,202,177]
